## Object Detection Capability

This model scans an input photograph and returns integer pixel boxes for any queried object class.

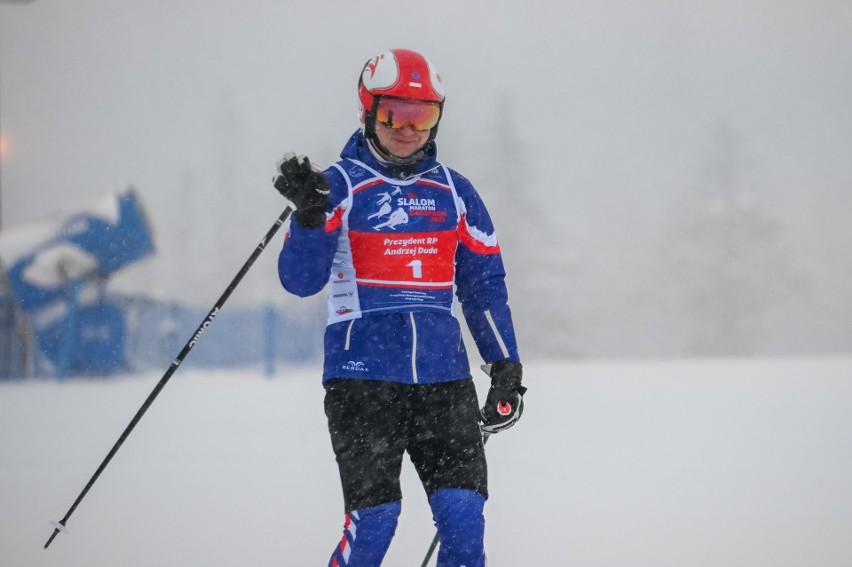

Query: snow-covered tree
[466,98,581,358]
[657,124,805,355]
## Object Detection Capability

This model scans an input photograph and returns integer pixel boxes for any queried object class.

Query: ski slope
[3,357,852,566]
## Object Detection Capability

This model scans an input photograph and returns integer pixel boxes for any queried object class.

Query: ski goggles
[374,97,442,131]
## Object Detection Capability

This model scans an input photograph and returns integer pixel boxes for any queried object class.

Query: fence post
[263,305,277,377]
[57,279,82,380]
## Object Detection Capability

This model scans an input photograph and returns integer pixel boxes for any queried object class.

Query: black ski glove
[480,359,526,434]
[273,152,329,229]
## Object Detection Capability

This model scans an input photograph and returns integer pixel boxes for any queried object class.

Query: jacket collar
[339,130,439,181]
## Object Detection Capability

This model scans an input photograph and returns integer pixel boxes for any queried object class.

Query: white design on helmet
[361,51,400,92]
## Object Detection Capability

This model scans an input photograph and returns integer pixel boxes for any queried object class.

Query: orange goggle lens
[375,98,441,131]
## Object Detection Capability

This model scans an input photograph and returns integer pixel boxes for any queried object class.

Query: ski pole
[44,206,293,549]
[420,431,491,567]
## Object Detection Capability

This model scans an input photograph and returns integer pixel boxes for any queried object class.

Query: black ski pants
[323,378,488,512]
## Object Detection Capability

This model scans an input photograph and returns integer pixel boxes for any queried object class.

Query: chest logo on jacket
[369,188,409,230]
[367,189,446,231]
[348,165,367,179]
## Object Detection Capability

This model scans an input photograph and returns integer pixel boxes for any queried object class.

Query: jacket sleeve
[277,167,346,297]
[452,172,521,364]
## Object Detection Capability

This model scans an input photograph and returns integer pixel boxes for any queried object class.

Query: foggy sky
[1,0,851,357]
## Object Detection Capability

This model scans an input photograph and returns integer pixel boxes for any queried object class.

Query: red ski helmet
[358,48,445,115]
[358,49,446,149]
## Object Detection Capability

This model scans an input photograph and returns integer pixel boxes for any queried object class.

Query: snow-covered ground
[3,357,852,566]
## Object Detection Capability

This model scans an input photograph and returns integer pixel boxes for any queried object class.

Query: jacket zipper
[410,312,419,384]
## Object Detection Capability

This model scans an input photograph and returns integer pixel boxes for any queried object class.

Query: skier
[273,48,526,567]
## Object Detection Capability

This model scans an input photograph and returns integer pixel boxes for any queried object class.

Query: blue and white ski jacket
[278,131,520,384]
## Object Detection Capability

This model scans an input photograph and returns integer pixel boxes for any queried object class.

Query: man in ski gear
[274,48,526,567]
